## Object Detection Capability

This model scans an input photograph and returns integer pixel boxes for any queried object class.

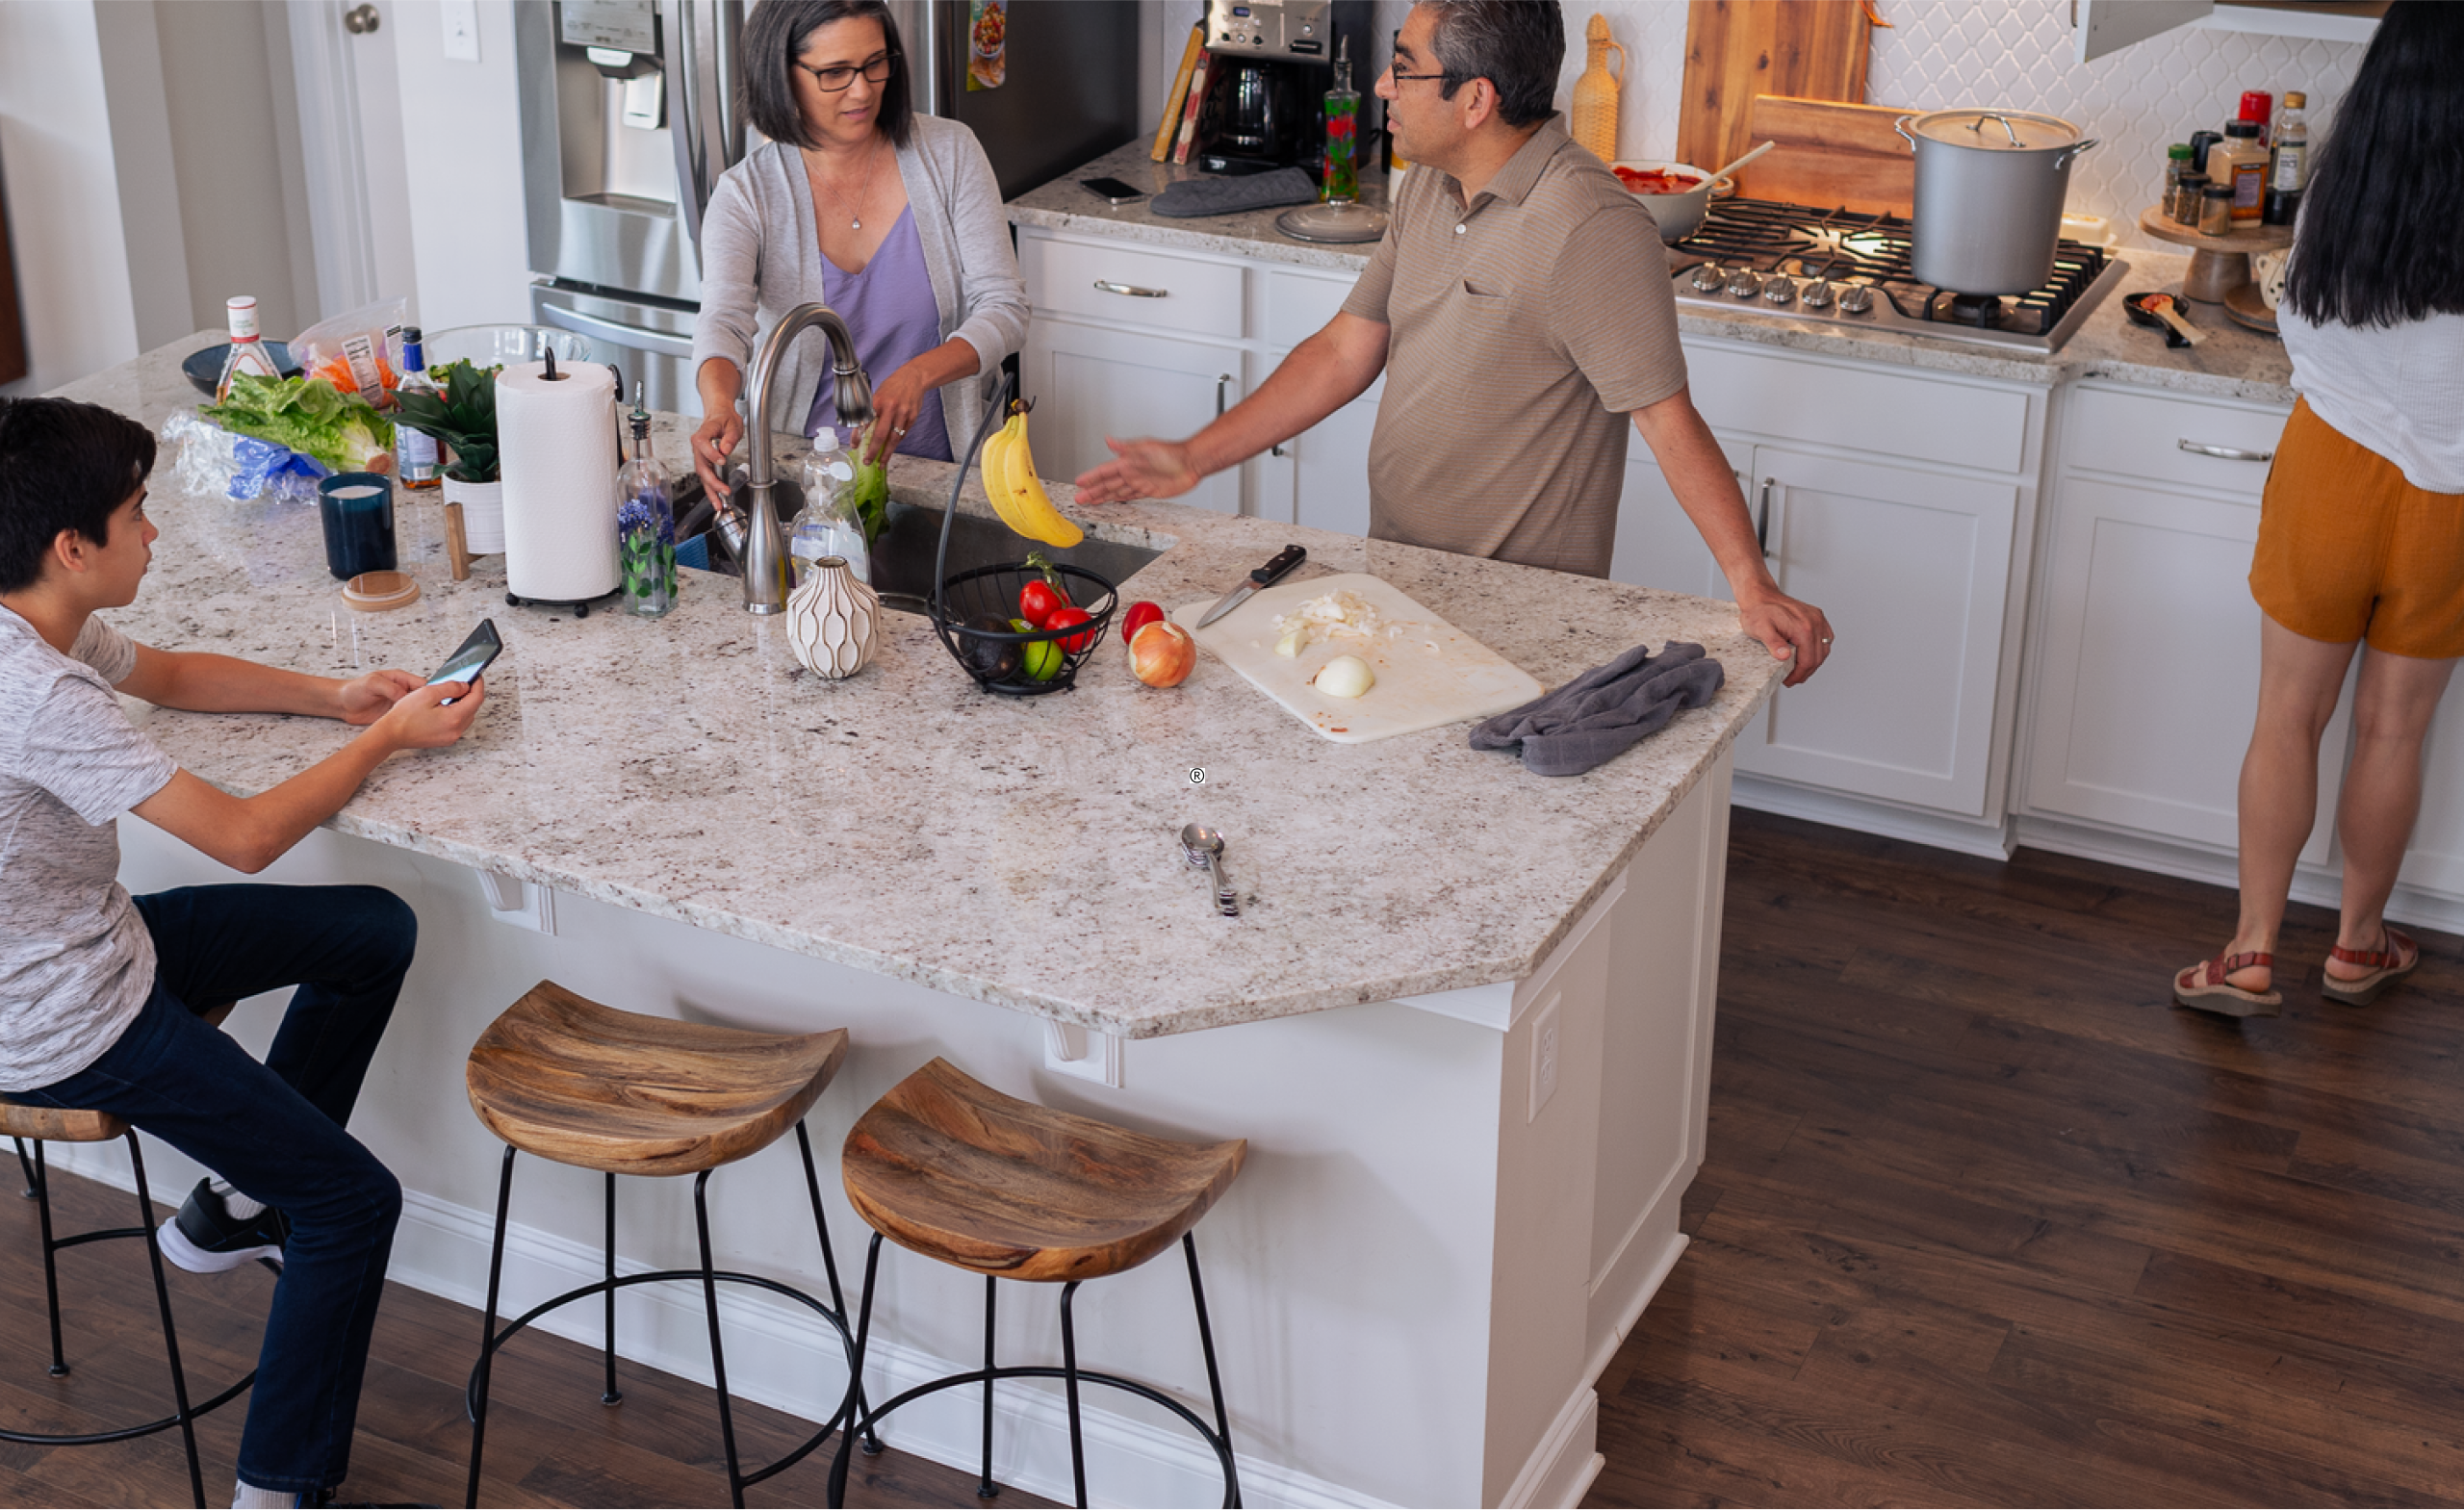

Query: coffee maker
[1194,0,1371,178]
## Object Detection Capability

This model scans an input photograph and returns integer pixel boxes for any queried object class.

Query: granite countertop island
[1011,141,2297,406]
[64,333,1782,1042]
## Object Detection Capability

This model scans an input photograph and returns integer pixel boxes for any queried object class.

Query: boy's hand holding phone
[336,668,424,726]
[372,678,485,751]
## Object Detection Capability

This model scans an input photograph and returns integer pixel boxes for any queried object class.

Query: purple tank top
[805,204,953,462]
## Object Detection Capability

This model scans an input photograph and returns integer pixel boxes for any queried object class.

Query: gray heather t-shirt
[0,604,176,1092]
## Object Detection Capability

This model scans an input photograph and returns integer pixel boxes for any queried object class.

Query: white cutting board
[1174,573,1546,744]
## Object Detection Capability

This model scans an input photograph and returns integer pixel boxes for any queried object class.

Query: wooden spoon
[1706,140,1776,192]
[2142,293,2207,346]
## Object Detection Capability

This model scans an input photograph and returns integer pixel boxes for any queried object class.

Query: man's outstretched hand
[1072,437,1204,505]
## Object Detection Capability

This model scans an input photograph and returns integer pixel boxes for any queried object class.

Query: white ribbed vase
[784,556,880,679]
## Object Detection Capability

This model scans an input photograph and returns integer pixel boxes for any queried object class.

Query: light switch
[441,0,480,62]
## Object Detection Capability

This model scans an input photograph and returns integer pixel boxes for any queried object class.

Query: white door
[2023,474,2348,864]
[288,0,419,319]
[1021,319,1245,515]
[2075,0,2212,63]
[1732,446,2019,816]
[1610,432,1752,598]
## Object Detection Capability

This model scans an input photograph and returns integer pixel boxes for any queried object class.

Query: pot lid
[1912,110,2082,151]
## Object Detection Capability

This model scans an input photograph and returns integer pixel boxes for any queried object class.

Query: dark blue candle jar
[317,473,398,580]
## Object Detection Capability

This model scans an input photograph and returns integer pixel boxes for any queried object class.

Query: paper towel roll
[498,359,618,602]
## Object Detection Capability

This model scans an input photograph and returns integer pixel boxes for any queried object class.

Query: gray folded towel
[1469,642,1726,777]
[1149,167,1319,219]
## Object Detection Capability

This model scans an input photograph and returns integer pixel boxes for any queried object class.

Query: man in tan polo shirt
[1074,0,1833,684]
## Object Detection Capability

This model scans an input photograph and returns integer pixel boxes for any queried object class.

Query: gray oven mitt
[1149,167,1319,219]
[1469,642,1726,777]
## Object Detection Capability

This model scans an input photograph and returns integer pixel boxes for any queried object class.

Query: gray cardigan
[689,115,1028,452]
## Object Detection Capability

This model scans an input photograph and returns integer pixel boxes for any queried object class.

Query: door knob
[344,4,381,34]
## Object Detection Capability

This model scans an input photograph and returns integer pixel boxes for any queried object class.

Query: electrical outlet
[1528,990,1561,1122]
[441,0,480,62]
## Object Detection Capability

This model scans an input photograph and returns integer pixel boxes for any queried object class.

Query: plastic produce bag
[291,296,406,404]
[159,409,324,505]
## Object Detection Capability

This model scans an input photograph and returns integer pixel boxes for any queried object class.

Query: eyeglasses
[1386,67,1456,86]
[800,53,893,91]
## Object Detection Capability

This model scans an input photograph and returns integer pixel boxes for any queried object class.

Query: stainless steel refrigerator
[517,0,1140,417]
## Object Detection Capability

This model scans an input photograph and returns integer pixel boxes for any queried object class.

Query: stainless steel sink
[681,490,1163,616]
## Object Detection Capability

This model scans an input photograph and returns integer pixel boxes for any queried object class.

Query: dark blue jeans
[14,884,414,1496]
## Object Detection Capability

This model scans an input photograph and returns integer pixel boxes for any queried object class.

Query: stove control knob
[1800,280,1834,310]
[1762,277,1797,307]
[1688,263,1728,293]
[1835,284,1875,315]
[1726,269,1764,298]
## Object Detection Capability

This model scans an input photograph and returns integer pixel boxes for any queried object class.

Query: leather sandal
[2323,926,2419,1007]
[2172,950,2282,1017]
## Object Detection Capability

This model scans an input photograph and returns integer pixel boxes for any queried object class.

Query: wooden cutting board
[1734,95,1916,217]
[1172,574,1545,745]
[1676,0,1873,180]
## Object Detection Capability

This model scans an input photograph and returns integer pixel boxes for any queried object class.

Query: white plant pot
[784,556,880,680]
[443,476,505,554]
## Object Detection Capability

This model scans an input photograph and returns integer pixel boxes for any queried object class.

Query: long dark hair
[740,0,914,152]
[2284,1,2464,327]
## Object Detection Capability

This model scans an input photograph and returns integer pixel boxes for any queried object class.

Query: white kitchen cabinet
[1728,447,2022,817]
[1017,317,1245,515]
[2022,384,2347,866]
[1609,435,1750,598]
[1253,352,1380,535]
[2402,696,2464,899]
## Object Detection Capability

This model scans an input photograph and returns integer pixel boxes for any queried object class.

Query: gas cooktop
[1664,197,2128,354]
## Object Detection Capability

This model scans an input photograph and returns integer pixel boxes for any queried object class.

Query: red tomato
[1120,600,1165,646]
[1044,606,1097,653]
[1018,577,1069,627]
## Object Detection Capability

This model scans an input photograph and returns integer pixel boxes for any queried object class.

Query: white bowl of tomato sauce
[1612,161,1714,243]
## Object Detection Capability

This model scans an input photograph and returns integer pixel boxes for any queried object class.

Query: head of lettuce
[203,373,395,476]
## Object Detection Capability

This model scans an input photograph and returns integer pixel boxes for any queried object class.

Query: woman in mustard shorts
[2174,0,2464,1018]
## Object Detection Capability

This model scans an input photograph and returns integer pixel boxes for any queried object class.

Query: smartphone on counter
[426,618,502,703]
[1081,176,1144,205]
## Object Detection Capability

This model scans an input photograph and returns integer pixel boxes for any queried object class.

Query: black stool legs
[3,1132,263,1510]
[827,1231,1242,1510]
[464,1123,863,1509]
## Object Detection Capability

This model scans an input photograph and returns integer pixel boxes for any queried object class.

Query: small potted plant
[394,359,505,552]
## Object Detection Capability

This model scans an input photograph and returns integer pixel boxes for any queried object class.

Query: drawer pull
[1216,373,1234,417]
[1756,477,1774,559]
[2178,439,2273,462]
[1093,279,1168,298]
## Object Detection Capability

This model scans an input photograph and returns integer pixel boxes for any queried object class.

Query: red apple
[1129,620,1195,687]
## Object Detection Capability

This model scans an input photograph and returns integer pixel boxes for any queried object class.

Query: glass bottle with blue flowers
[616,392,676,617]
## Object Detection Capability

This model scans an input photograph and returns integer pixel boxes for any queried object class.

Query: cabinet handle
[1094,279,1168,298]
[1756,478,1774,559]
[1270,442,1287,457]
[2178,438,2273,462]
[1217,373,1234,417]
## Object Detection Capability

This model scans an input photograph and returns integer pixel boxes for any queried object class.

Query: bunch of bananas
[979,400,1083,550]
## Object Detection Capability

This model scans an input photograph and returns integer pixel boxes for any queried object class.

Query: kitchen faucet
[733,303,873,613]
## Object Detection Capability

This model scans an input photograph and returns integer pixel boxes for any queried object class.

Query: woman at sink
[687,0,1027,499]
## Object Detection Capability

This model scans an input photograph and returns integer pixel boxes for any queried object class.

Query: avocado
[960,613,1021,682]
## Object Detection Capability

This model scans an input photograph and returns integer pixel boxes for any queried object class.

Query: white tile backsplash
[1555,0,2367,251]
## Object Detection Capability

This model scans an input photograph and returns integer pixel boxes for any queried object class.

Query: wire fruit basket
[928,373,1116,696]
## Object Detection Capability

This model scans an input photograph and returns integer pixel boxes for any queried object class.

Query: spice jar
[2171,171,2209,225]
[2214,120,2268,222]
[2163,142,2192,214]
[2198,182,2234,237]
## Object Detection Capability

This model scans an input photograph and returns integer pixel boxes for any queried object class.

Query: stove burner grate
[1665,198,2113,342]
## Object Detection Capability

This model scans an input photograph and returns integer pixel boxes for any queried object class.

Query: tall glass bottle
[1321,38,1359,203]
[792,428,866,584]
[396,326,442,490]
[616,394,677,617]
[216,296,282,402]
[2265,91,2308,226]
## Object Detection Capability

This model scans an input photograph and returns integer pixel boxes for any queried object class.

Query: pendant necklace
[817,136,886,232]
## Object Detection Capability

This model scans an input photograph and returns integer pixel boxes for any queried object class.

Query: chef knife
[1196,544,1307,627]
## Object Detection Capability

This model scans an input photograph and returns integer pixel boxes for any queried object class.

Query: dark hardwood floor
[0,1154,1043,1508]
[1589,809,2464,1508]
[7,808,2461,1506]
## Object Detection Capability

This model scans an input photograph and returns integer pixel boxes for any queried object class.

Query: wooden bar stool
[829,1058,1247,1509]
[460,980,862,1509]
[1,1001,264,1510]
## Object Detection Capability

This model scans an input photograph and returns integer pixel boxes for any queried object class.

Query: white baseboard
[1499,1382,1604,1510]
[38,1143,1394,1510]
[2014,813,2464,937]
[1732,776,2016,860]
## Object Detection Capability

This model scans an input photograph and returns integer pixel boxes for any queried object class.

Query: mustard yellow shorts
[2249,397,2464,659]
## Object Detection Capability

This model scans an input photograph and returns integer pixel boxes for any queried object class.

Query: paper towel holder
[500,349,624,619]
